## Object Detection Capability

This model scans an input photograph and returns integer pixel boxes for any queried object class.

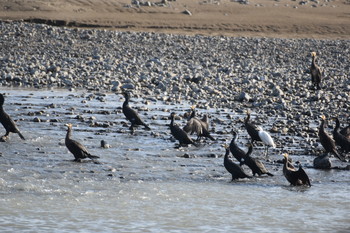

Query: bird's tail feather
[88,154,100,159]
[333,150,346,162]
[18,132,25,140]
[267,172,274,176]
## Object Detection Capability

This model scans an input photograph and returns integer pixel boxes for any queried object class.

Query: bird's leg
[265,146,269,159]
[129,124,135,134]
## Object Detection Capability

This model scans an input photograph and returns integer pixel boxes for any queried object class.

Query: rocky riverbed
[0,20,349,161]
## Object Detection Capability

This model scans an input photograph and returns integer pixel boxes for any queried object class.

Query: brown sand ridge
[0,0,349,39]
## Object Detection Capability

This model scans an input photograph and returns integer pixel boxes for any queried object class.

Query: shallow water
[0,87,349,232]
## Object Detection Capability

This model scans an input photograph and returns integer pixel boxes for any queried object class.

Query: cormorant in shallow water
[310,52,322,90]
[0,93,25,141]
[241,143,274,177]
[122,92,150,133]
[244,110,261,144]
[229,130,247,164]
[169,112,197,147]
[183,106,215,141]
[65,123,100,162]
[223,145,251,181]
[283,153,311,186]
[333,117,350,153]
[318,115,345,162]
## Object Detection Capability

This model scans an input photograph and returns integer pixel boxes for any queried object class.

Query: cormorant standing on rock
[310,52,322,90]
[122,92,151,133]
[241,143,274,177]
[169,112,197,147]
[0,93,25,141]
[333,117,350,153]
[283,153,311,186]
[223,145,251,181]
[65,123,100,162]
[183,106,215,141]
[318,115,345,162]
[244,110,261,144]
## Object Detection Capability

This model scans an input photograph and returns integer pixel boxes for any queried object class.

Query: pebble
[0,21,349,140]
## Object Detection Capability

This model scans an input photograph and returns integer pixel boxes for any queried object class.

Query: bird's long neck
[245,113,250,124]
[224,148,230,160]
[246,144,253,157]
[66,127,72,140]
[123,96,129,108]
[311,56,317,67]
[202,115,208,123]
[319,118,327,134]
[334,118,340,132]
[190,109,196,119]
[230,134,238,147]
[170,115,175,127]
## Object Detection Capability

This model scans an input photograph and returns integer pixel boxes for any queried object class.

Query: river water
[0,88,349,232]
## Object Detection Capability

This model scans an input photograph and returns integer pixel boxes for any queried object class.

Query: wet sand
[0,0,349,39]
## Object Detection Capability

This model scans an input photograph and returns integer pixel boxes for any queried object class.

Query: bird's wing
[258,130,275,147]
[183,118,202,135]
[67,139,89,154]
[297,166,311,186]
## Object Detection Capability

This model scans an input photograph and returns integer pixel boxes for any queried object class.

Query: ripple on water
[0,88,349,232]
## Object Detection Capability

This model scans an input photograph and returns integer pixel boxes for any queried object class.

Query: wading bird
[169,112,197,147]
[229,130,247,164]
[241,143,274,177]
[0,93,25,141]
[282,153,311,186]
[318,115,345,162]
[223,145,251,181]
[333,117,350,153]
[244,110,261,145]
[65,123,100,162]
[183,106,215,141]
[121,92,150,133]
[257,126,276,158]
[310,51,322,90]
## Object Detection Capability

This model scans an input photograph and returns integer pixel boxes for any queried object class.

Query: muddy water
[0,87,349,232]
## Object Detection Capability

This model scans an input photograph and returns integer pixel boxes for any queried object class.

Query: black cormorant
[223,145,251,181]
[333,117,350,153]
[241,143,274,177]
[122,92,151,133]
[310,52,322,90]
[65,123,100,162]
[0,93,25,141]
[283,153,311,186]
[318,115,345,162]
[229,130,247,164]
[244,110,261,144]
[169,112,197,147]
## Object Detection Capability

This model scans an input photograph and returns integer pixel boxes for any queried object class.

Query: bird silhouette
[65,123,100,162]
[121,92,151,134]
[0,93,25,141]
[283,153,311,186]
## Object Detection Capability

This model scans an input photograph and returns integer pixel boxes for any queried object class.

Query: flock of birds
[1,52,349,187]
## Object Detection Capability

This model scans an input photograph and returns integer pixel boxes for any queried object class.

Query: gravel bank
[0,21,349,154]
